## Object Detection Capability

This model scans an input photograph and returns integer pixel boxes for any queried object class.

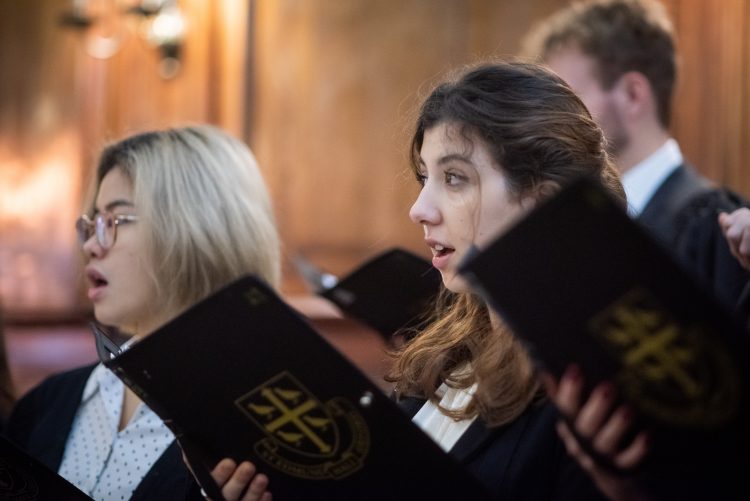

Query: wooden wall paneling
[103,0,212,135]
[350,1,472,259]
[0,0,86,319]
[4,0,750,312]
[210,0,251,138]
[727,0,750,193]
[669,0,748,194]
[667,0,713,178]
[466,0,571,58]
[714,0,748,194]
[72,0,246,147]
[0,0,254,317]
[249,0,606,289]
[253,0,527,285]
[743,0,750,194]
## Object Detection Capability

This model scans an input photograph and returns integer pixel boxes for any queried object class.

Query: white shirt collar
[82,335,141,402]
[82,363,116,402]
[621,138,683,216]
[61,360,174,499]
[411,363,478,452]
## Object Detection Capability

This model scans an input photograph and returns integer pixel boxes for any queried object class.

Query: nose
[82,233,106,259]
[409,185,440,226]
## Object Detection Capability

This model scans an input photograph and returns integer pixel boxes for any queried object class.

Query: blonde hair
[90,125,281,315]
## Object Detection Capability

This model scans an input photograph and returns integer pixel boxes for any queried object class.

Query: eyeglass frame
[76,212,138,249]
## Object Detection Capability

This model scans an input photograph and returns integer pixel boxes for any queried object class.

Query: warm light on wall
[60,0,187,79]
[0,132,83,319]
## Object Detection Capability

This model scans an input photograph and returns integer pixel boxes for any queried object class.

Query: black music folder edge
[293,248,441,340]
[0,434,92,500]
[99,276,489,500]
[459,176,750,499]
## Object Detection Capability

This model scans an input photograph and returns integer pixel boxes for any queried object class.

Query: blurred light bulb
[148,5,186,46]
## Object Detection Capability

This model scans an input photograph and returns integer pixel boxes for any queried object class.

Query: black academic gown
[638,164,750,319]
[399,397,606,500]
[4,364,203,501]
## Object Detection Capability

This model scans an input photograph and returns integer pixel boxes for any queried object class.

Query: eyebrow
[94,199,135,214]
[437,153,474,166]
[419,152,474,167]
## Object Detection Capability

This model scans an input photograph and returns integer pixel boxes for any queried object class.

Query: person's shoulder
[5,364,97,448]
[393,393,426,417]
[488,400,607,500]
[680,185,748,217]
[672,186,746,245]
[15,364,97,406]
[482,400,562,457]
[670,176,748,241]
[29,364,96,390]
[517,398,559,431]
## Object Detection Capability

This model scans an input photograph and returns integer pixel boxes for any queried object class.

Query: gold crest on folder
[589,288,741,428]
[235,372,370,480]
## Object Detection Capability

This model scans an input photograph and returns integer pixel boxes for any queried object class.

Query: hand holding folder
[94,276,490,500]
[459,176,750,499]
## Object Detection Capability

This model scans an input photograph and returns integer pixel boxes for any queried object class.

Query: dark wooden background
[1,0,749,392]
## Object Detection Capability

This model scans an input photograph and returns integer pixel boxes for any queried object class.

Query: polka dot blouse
[58,363,175,500]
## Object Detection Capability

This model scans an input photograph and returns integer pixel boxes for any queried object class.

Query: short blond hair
[90,125,281,314]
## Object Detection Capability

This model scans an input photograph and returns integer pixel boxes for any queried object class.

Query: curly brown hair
[388,61,624,427]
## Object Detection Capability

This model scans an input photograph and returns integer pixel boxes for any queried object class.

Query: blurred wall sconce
[60,0,187,79]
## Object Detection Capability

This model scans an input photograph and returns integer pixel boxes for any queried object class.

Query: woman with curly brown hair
[210,61,621,501]
[385,60,622,500]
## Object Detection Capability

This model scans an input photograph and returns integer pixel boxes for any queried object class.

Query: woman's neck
[119,386,142,431]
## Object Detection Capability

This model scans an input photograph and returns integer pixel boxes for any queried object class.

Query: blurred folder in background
[293,248,442,341]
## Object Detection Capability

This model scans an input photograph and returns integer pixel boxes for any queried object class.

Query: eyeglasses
[76,212,138,249]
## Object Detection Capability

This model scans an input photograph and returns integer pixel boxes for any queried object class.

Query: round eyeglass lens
[95,214,115,249]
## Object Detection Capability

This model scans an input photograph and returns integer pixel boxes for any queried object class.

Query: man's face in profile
[546,45,630,162]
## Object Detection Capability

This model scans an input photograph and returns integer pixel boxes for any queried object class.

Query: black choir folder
[0,435,92,500]
[100,276,489,501]
[293,248,441,339]
[459,176,750,498]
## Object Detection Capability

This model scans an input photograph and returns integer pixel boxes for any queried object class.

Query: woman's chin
[93,311,128,334]
[442,273,472,294]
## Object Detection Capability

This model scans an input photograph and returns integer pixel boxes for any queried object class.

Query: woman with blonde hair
[6,125,280,501]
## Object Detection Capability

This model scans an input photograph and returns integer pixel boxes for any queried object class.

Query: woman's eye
[444,172,463,185]
[415,173,427,186]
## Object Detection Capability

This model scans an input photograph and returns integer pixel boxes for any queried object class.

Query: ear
[613,71,654,120]
[521,180,560,210]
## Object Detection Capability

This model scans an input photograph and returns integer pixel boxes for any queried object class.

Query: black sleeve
[672,189,750,321]
[130,441,205,501]
[4,365,93,470]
